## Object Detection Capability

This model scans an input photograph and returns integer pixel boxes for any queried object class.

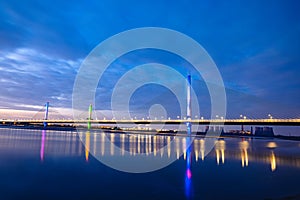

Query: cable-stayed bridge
[1,102,300,126]
[1,74,299,127]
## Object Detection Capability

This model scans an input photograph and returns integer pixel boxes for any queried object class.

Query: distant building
[255,127,274,137]
[204,126,224,134]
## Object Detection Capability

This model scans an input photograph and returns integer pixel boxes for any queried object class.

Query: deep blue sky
[0,0,299,118]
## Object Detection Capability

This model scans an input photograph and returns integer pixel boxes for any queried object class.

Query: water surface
[0,128,300,200]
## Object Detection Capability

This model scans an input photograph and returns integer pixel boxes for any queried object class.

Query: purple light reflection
[40,130,46,161]
[185,126,193,199]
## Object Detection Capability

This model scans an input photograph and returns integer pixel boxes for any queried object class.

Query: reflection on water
[0,128,299,172]
[79,132,300,172]
[185,137,192,199]
[1,128,300,199]
[185,124,193,199]
[0,128,82,158]
[40,130,46,161]
[239,140,249,167]
[270,151,276,171]
[85,131,90,162]
[266,142,278,148]
[215,140,225,165]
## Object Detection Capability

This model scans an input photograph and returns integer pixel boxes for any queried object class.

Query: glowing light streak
[40,130,46,161]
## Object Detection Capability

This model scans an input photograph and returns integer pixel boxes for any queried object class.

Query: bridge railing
[1,118,300,125]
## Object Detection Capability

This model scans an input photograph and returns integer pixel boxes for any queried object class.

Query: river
[0,128,299,199]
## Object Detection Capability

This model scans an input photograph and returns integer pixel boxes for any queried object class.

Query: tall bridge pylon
[186,75,192,134]
[187,74,192,120]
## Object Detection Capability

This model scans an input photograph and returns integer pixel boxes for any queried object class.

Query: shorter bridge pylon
[87,104,92,130]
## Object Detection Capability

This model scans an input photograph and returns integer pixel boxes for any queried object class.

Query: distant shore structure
[255,127,274,137]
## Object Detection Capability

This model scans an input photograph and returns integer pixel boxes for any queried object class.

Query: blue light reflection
[185,125,193,199]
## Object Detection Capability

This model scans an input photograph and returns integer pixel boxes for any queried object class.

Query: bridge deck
[1,119,300,126]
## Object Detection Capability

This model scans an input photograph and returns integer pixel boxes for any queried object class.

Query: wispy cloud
[0,47,82,109]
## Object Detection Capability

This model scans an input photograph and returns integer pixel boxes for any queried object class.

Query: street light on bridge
[268,114,273,119]
[240,114,247,120]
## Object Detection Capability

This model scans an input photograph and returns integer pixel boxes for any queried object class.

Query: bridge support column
[43,102,49,128]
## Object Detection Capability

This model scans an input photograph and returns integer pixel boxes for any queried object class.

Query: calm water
[0,128,300,200]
